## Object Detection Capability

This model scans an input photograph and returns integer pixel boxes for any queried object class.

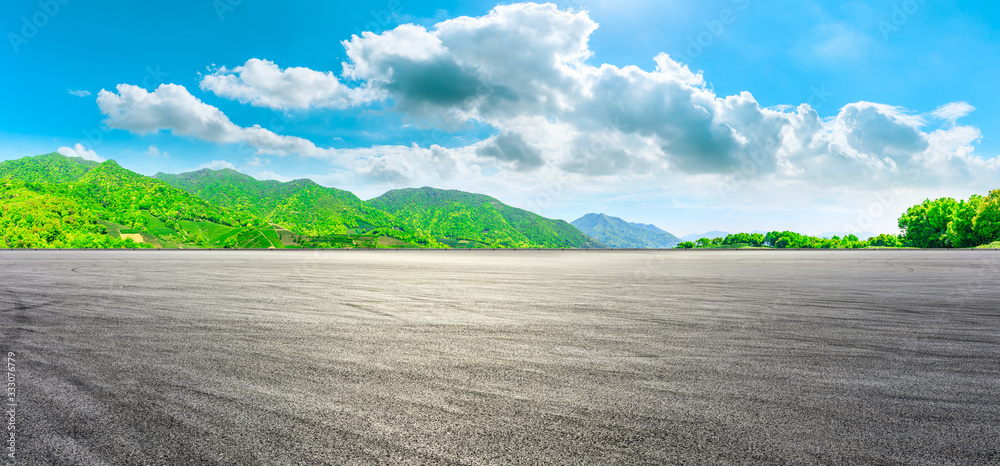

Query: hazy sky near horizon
[2,1,999,236]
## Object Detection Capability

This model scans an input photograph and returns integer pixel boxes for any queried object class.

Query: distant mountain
[370,187,604,248]
[681,231,731,242]
[571,213,680,249]
[630,222,668,234]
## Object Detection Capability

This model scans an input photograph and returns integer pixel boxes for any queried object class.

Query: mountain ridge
[571,213,680,249]
[370,187,604,249]
[0,153,602,249]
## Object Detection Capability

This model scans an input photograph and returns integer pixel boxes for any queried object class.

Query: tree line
[677,189,1000,250]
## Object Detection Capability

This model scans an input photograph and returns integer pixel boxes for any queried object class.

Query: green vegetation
[0,179,149,249]
[8,152,1000,251]
[898,191,1000,248]
[68,161,249,230]
[369,187,604,248]
[0,152,98,184]
[678,189,1000,250]
[155,168,440,247]
[571,213,679,248]
[1,154,269,249]
[677,231,871,249]
[0,153,602,249]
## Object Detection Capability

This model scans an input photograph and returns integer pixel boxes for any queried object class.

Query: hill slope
[0,154,281,249]
[0,152,100,183]
[2,153,607,249]
[155,168,438,247]
[630,222,669,234]
[370,187,604,248]
[0,179,148,249]
[572,213,680,248]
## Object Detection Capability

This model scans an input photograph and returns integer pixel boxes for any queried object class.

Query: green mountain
[3,153,602,250]
[0,153,282,249]
[0,178,148,249]
[369,187,604,248]
[0,152,99,183]
[571,213,680,248]
[155,168,439,248]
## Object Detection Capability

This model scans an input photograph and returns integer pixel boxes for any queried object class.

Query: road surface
[2,250,999,464]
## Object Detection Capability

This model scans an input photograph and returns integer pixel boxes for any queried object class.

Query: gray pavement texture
[1,249,1000,465]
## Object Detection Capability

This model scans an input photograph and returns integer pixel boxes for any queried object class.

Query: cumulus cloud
[98,2,995,200]
[94,82,478,186]
[200,58,368,110]
[347,143,473,184]
[337,2,993,188]
[339,3,790,176]
[475,132,544,171]
[57,143,104,162]
[839,104,929,159]
[96,83,341,159]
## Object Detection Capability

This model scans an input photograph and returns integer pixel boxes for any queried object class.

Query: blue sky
[2,0,998,236]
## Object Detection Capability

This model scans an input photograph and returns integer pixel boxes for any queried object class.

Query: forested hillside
[370,187,603,248]
[0,153,601,249]
[0,152,98,183]
[155,168,440,247]
[0,179,148,248]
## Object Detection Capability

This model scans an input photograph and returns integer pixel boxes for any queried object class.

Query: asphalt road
[2,249,999,465]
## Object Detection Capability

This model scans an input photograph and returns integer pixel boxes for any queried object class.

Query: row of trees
[678,189,1000,250]
[676,231,870,249]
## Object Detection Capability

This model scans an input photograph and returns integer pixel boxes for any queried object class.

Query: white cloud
[68,89,92,97]
[145,145,169,158]
[931,102,975,123]
[337,2,994,190]
[96,83,342,160]
[99,2,995,211]
[197,160,236,171]
[253,171,295,182]
[245,156,267,167]
[96,83,480,186]
[57,143,104,162]
[200,58,369,110]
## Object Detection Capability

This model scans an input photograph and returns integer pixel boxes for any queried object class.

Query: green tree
[869,234,901,248]
[947,194,985,248]
[973,190,1000,244]
[898,198,958,248]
